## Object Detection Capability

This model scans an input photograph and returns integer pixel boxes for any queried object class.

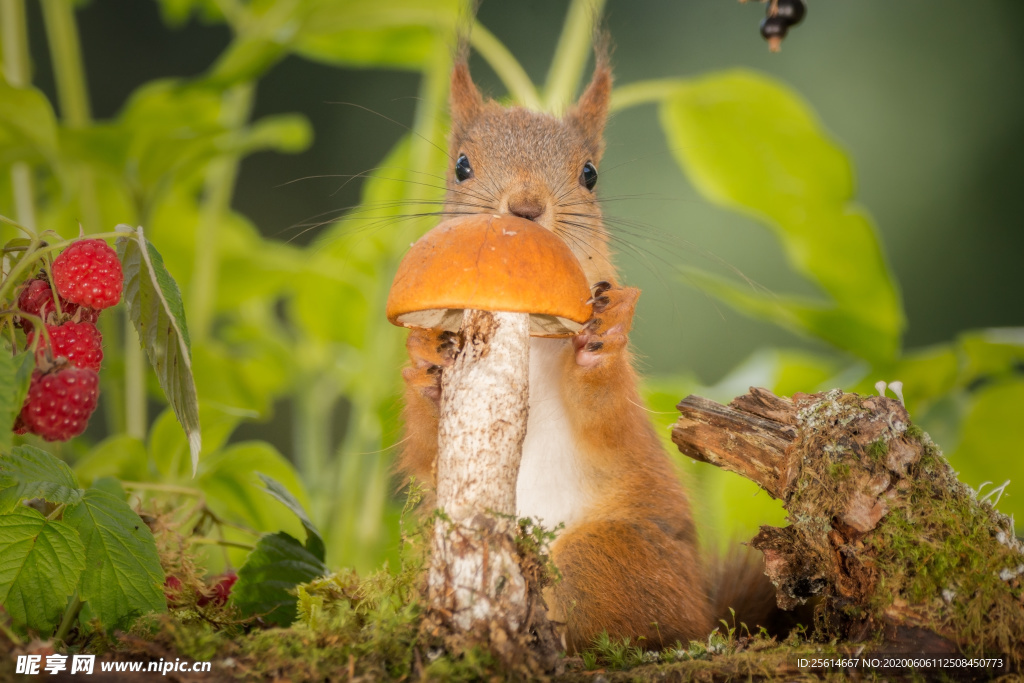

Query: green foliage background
[2,0,1022,588]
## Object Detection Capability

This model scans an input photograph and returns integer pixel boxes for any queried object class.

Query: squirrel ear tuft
[566,60,612,158]
[450,61,484,137]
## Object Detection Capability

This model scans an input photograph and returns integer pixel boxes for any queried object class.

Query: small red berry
[28,321,104,372]
[164,575,184,606]
[52,239,123,310]
[16,279,53,329]
[17,366,99,441]
[198,572,237,607]
[16,278,100,330]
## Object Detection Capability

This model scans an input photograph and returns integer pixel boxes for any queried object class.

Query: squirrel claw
[574,284,639,368]
[436,330,462,363]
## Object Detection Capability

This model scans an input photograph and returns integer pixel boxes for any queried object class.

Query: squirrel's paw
[402,329,461,405]
[573,282,638,368]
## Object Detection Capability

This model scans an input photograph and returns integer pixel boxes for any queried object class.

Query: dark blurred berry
[760,15,789,41]
[773,0,806,26]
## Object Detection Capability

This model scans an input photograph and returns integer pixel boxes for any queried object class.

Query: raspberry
[198,572,237,607]
[17,366,99,441]
[28,321,104,372]
[52,239,123,310]
[16,278,100,330]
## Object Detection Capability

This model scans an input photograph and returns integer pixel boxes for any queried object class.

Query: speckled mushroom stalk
[427,309,531,634]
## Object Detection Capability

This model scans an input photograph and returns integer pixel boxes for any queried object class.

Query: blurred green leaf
[0,507,85,633]
[119,228,201,475]
[155,0,226,27]
[232,114,312,155]
[74,435,151,486]
[64,489,166,630]
[661,71,904,363]
[149,405,240,481]
[198,441,310,538]
[258,473,324,561]
[295,1,461,70]
[0,351,33,452]
[950,379,1024,523]
[230,530,326,626]
[0,82,59,165]
[0,445,83,513]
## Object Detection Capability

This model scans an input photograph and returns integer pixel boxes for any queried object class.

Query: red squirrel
[399,53,767,652]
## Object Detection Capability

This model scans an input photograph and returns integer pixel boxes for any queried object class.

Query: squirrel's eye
[580,161,598,191]
[454,154,473,183]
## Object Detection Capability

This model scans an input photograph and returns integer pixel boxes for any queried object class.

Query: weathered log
[673,387,1024,662]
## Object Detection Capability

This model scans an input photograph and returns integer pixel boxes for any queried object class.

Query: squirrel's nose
[507,195,546,222]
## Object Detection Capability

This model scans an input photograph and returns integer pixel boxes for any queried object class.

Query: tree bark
[673,387,1024,662]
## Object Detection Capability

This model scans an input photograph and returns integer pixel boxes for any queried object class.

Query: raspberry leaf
[117,226,202,475]
[0,445,84,513]
[0,506,86,633]
[659,71,904,363]
[257,472,324,562]
[230,531,327,626]
[63,488,166,630]
[0,351,33,451]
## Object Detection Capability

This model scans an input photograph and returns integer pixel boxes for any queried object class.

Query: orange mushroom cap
[386,214,593,337]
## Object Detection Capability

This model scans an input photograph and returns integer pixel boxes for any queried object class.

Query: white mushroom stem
[428,309,531,632]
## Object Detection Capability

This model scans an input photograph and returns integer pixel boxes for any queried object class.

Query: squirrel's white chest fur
[516,337,591,534]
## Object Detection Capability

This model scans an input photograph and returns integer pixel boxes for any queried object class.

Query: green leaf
[197,442,311,538]
[0,446,83,513]
[117,226,201,475]
[230,531,326,627]
[257,473,324,561]
[295,1,461,70]
[0,82,59,163]
[64,489,166,630]
[660,71,905,363]
[74,435,150,486]
[951,379,1024,523]
[0,507,85,633]
[0,351,33,452]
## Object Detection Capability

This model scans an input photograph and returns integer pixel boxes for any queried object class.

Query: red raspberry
[16,278,100,330]
[28,321,103,372]
[198,572,237,607]
[17,366,99,441]
[52,239,123,310]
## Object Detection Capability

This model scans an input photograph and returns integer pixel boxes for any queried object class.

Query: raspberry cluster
[10,239,122,442]
[758,0,806,52]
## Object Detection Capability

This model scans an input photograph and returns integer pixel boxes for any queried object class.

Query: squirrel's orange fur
[399,56,723,652]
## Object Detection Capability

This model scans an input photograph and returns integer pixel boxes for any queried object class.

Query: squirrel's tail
[710,546,809,637]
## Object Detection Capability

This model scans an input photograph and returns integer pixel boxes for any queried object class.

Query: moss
[828,462,851,480]
[863,433,1024,658]
[867,438,888,462]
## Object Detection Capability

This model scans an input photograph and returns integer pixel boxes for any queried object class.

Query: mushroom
[386,213,591,638]
[386,213,592,337]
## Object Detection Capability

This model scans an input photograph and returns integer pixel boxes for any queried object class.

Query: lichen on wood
[674,387,1024,661]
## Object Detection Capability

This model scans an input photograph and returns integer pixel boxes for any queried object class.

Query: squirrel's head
[445,57,617,283]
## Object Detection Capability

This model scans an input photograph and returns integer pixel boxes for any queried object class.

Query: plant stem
[121,481,203,496]
[470,23,540,109]
[0,617,23,647]
[124,315,146,438]
[1,0,38,231]
[39,0,100,231]
[54,592,81,644]
[189,537,255,551]
[610,79,686,113]
[542,0,608,112]
[189,83,255,342]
